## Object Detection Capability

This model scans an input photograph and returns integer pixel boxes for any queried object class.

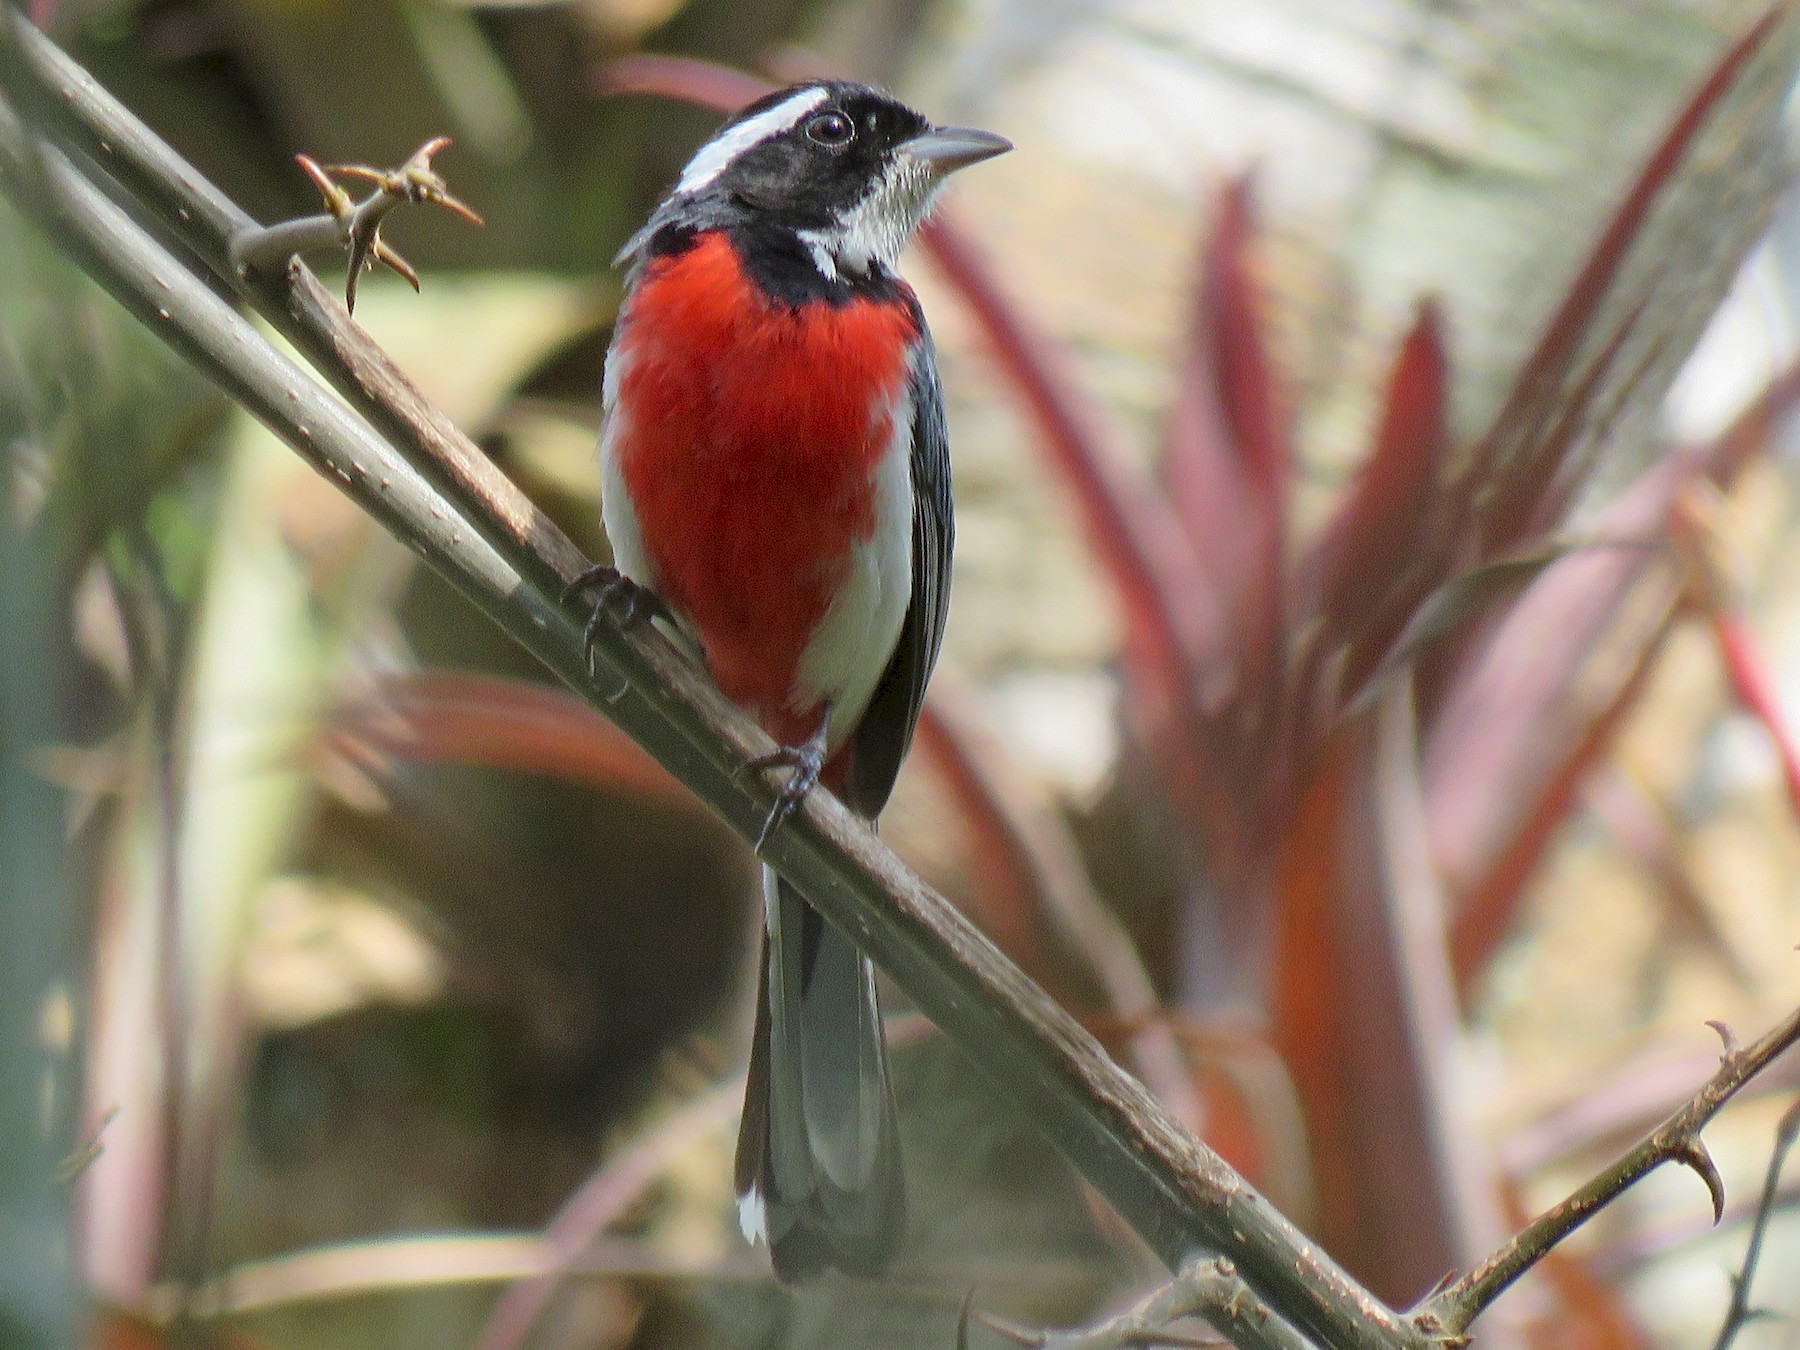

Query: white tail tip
[736,1187,767,1246]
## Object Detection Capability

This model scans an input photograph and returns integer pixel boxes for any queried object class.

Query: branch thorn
[296,153,353,218]
[1675,1137,1726,1223]
[291,137,483,311]
[327,136,485,225]
[372,238,420,293]
[1707,1019,1742,1058]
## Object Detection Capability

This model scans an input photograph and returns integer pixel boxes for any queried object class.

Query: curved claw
[747,739,825,850]
[742,713,831,851]
[564,563,668,677]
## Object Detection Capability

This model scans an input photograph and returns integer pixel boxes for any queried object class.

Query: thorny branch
[227,136,482,312]
[1712,1094,1800,1350]
[1412,1005,1800,1341]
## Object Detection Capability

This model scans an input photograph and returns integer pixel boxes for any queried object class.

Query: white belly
[793,385,914,751]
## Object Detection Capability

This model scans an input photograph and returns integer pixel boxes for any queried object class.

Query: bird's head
[641,81,1010,281]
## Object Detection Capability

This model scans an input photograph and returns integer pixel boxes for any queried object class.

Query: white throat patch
[674,86,829,197]
[797,156,938,281]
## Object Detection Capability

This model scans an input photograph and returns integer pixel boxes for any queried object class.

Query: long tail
[734,865,905,1279]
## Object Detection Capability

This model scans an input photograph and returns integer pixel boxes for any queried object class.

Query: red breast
[609,231,920,744]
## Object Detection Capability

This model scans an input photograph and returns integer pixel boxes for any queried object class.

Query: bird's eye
[805,111,855,146]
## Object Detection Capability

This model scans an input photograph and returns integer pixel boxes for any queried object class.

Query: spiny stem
[1414,1005,1800,1339]
[227,137,481,311]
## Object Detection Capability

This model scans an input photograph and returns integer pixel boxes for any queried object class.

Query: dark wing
[845,329,953,819]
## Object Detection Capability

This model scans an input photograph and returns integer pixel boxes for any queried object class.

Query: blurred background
[6,0,1800,1347]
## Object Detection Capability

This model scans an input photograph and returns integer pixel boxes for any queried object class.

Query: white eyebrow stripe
[674,86,830,196]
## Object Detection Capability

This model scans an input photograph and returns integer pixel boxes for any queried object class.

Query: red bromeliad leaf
[1486,297,1657,549]
[1346,545,1572,718]
[1433,354,1800,992]
[322,672,689,807]
[1675,476,1800,827]
[1466,7,1787,553]
[1165,177,1290,690]
[1182,1055,1270,1194]
[1427,460,1686,991]
[1682,519,1800,820]
[1301,300,1449,674]
[919,224,1256,893]
[1705,356,1800,485]
[1445,630,1666,994]
[1140,1012,1315,1210]
[1267,735,1357,1243]
[1713,607,1800,811]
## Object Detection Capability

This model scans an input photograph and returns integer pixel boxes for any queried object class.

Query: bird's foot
[742,718,830,851]
[563,563,669,676]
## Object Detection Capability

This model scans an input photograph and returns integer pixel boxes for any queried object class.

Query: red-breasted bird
[577,83,1009,1278]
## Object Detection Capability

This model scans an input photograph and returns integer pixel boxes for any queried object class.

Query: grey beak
[901,125,1013,176]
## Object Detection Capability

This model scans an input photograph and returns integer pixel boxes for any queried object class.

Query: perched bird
[582,82,1010,1278]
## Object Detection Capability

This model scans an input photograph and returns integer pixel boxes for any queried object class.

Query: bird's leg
[742,707,832,851]
[563,563,670,676]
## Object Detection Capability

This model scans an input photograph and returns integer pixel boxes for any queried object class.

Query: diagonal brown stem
[1413,1005,1800,1340]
